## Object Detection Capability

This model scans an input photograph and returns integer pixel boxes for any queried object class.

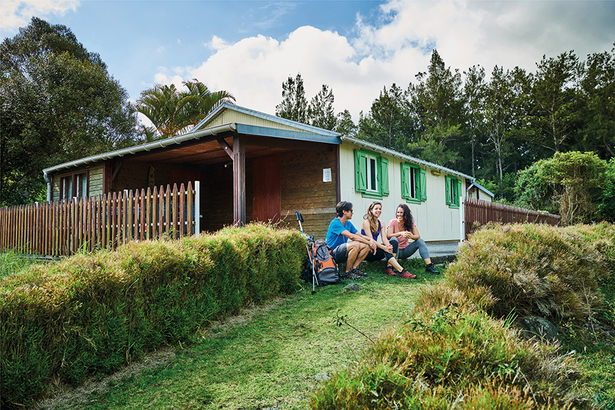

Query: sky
[2,0,614,127]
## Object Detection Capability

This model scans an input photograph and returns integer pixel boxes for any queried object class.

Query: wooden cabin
[43,103,473,241]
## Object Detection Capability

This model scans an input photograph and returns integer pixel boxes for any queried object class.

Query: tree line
[2,18,613,224]
[274,47,614,223]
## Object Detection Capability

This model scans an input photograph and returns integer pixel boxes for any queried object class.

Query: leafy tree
[183,80,235,128]
[483,66,513,182]
[335,109,357,137]
[578,45,615,159]
[357,83,415,153]
[515,151,608,224]
[275,73,308,123]
[0,18,140,206]
[597,158,615,222]
[462,65,487,177]
[136,79,234,138]
[408,49,464,167]
[530,51,582,154]
[307,84,337,130]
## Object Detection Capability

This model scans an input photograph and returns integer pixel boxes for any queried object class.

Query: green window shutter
[455,179,463,206]
[379,157,389,196]
[354,150,367,193]
[401,163,410,200]
[419,168,427,201]
[445,175,451,205]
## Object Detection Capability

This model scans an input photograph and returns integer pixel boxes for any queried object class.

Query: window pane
[369,158,377,190]
[64,178,72,200]
[77,174,87,197]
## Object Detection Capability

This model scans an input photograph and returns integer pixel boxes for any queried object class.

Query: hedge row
[0,224,305,409]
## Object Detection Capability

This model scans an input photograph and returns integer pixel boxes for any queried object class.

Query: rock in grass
[518,316,560,341]
[343,283,361,292]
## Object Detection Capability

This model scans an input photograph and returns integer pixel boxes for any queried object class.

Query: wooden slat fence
[0,181,200,257]
[464,198,560,239]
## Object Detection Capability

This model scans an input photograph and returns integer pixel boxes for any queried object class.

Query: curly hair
[397,203,414,231]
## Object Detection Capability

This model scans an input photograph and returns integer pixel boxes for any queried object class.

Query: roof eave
[341,135,473,181]
[43,123,237,177]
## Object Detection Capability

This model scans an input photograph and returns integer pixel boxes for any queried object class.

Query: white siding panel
[339,142,462,242]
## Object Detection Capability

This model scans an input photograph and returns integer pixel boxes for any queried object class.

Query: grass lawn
[34,261,445,410]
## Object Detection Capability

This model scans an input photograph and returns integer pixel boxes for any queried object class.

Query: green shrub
[0,224,305,409]
[445,223,614,321]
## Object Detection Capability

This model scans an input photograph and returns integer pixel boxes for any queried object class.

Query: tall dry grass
[311,223,614,409]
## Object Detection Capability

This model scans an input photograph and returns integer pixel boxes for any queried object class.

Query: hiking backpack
[310,239,341,286]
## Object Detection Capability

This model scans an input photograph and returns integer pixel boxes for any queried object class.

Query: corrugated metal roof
[42,123,237,178]
[341,135,473,181]
[467,181,495,197]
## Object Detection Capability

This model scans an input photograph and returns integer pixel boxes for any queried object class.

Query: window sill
[361,191,383,200]
[405,198,421,205]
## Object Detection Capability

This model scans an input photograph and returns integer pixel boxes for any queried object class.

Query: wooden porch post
[233,135,246,226]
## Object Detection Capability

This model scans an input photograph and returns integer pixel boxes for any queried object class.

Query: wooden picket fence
[464,198,560,239]
[0,181,200,257]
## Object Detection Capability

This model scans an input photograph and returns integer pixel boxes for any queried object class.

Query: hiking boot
[344,271,361,280]
[384,266,396,276]
[425,263,440,275]
[351,267,368,277]
[397,269,417,279]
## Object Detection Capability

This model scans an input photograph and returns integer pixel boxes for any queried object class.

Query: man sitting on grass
[326,201,377,280]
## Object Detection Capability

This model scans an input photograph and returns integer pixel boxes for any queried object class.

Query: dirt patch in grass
[31,298,289,410]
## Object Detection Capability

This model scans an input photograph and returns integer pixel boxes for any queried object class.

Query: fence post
[459,197,465,243]
[194,180,200,238]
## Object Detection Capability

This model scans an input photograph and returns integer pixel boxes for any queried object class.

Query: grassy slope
[33,261,443,410]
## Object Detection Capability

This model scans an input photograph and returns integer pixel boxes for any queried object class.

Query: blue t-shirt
[326,218,357,249]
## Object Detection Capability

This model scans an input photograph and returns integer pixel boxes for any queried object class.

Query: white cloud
[208,35,228,51]
[0,0,79,32]
[150,0,615,121]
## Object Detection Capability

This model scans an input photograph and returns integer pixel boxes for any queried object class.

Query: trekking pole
[296,211,318,294]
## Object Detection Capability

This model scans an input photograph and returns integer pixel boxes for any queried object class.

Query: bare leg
[351,244,371,269]
[387,258,404,272]
[345,242,361,273]
[424,258,432,265]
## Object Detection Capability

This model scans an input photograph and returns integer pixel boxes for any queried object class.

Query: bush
[311,305,587,409]
[0,224,305,409]
[311,223,614,409]
[445,223,614,321]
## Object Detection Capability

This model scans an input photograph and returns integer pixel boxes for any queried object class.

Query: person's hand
[402,231,412,239]
[384,244,393,253]
[369,239,377,253]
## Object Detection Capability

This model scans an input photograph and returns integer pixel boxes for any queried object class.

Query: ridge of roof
[192,102,341,138]
[341,135,473,181]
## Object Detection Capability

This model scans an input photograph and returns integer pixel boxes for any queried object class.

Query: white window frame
[365,154,379,193]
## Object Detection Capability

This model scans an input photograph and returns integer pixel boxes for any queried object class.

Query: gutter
[43,123,237,179]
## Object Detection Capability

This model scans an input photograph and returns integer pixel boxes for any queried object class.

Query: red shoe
[384,266,396,276]
[397,269,416,279]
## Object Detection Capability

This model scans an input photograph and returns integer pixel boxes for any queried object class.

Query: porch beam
[216,137,234,159]
[233,135,246,226]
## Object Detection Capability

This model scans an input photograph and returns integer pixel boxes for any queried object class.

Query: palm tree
[137,79,235,138]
